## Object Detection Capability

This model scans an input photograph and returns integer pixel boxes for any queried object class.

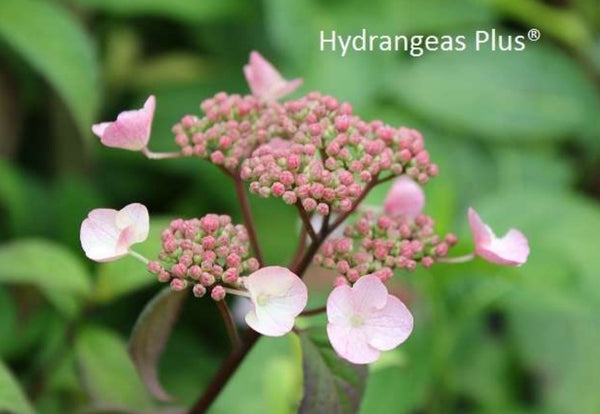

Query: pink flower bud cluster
[240,92,438,215]
[314,211,457,285]
[147,214,259,301]
[171,92,294,171]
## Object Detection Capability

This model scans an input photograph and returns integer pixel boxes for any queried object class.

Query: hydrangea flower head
[241,93,438,216]
[327,275,413,364]
[148,214,259,298]
[468,208,529,266]
[92,95,155,151]
[80,203,149,262]
[315,210,457,283]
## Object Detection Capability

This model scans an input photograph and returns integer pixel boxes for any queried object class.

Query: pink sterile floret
[242,266,308,336]
[327,275,413,364]
[468,208,529,266]
[80,203,149,262]
[92,96,155,151]
[243,51,303,102]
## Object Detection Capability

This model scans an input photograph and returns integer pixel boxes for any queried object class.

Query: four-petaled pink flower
[80,203,149,262]
[468,207,529,266]
[243,51,302,102]
[384,176,425,218]
[92,95,156,151]
[326,274,413,364]
[243,266,308,336]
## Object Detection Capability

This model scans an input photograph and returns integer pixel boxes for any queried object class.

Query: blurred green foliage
[0,0,599,413]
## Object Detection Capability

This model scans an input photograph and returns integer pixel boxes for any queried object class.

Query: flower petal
[481,228,530,266]
[115,203,150,244]
[80,203,150,262]
[384,176,425,218]
[350,274,388,313]
[245,308,295,337]
[468,207,494,250]
[327,323,380,364]
[243,266,307,336]
[244,51,302,101]
[92,95,155,151]
[365,295,413,351]
[326,284,354,326]
[469,208,529,266]
[80,208,125,262]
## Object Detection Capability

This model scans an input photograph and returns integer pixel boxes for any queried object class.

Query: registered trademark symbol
[528,28,541,41]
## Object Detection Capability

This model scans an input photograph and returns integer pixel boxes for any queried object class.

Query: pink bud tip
[193,284,207,298]
[170,278,188,291]
[211,285,226,301]
[384,176,425,218]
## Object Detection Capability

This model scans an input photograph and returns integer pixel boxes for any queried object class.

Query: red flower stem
[232,175,264,266]
[289,226,307,269]
[216,301,242,352]
[296,202,318,242]
[187,330,260,414]
[329,175,385,235]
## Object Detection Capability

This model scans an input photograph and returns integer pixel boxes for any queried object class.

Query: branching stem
[216,301,242,352]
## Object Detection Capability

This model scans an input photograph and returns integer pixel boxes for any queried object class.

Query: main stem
[216,301,241,352]
[188,176,381,414]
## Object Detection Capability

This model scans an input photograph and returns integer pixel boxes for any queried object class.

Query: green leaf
[298,328,368,414]
[0,239,92,317]
[0,287,16,358]
[395,44,600,141]
[94,218,170,303]
[0,158,31,237]
[211,335,303,414]
[0,0,99,136]
[0,359,35,414]
[129,289,187,401]
[66,0,246,23]
[76,326,155,410]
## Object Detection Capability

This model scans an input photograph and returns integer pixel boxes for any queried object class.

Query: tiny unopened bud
[193,284,207,297]
[170,278,188,291]
[211,285,226,301]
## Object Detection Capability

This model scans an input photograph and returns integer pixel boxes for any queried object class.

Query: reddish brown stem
[330,176,385,232]
[233,175,263,266]
[217,301,241,352]
[289,226,307,270]
[187,330,260,413]
[296,202,318,242]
